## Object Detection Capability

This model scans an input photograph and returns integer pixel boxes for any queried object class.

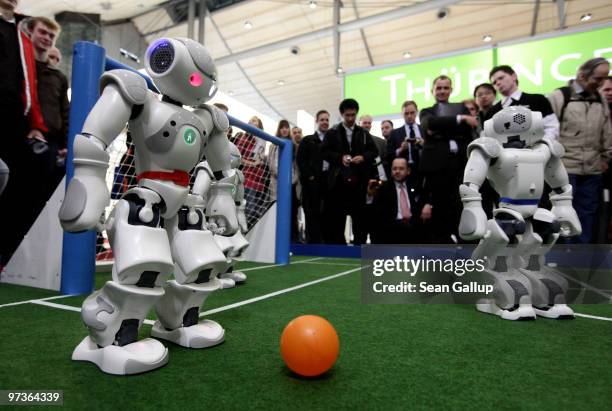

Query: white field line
[0,257,329,309]
[199,266,363,317]
[574,313,612,322]
[299,261,360,267]
[9,268,612,324]
[240,256,323,272]
[557,271,612,302]
[0,294,76,309]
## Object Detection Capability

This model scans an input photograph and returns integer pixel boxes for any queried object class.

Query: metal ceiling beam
[187,0,196,39]
[352,1,374,66]
[204,7,286,120]
[333,0,341,74]
[530,0,540,36]
[198,0,206,43]
[216,0,461,66]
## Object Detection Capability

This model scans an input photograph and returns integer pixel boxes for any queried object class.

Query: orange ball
[280,315,340,377]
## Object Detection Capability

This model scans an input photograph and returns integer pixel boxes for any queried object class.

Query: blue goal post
[60,41,291,295]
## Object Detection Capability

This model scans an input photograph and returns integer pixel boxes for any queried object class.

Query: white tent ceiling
[19,0,612,123]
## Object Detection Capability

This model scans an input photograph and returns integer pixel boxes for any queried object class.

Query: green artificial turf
[0,257,610,410]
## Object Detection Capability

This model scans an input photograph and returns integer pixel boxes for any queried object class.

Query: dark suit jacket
[387,123,424,169]
[371,134,388,179]
[321,123,377,192]
[296,133,324,184]
[418,103,473,173]
[372,178,426,229]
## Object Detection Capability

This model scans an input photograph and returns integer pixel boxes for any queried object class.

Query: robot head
[229,142,241,169]
[483,106,544,146]
[144,37,218,106]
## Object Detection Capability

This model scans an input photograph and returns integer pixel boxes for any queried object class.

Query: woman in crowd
[269,119,300,242]
[230,116,269,229]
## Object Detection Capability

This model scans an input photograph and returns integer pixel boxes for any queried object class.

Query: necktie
[407,125,414,164]
[400,185,411,221]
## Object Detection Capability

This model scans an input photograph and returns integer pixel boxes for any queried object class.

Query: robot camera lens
[149,42,175,74]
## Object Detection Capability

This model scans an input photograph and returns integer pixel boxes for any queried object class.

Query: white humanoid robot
[459,106,581,321]
[0,158,8,195]
[192,142,249,289]
[59,38,240,374]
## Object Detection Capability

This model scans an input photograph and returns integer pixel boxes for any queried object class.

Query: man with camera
[321,98,377,245]
[387,100,424,183]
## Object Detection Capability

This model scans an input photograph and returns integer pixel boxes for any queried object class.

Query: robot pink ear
[189,72,203,87]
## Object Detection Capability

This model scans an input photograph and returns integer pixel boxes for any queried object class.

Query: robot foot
[219,277,236,289]
[220,271,246,285]
[476,300,536,321]
[533,304,575,319]
[72,336,168,375]
[151,319,225,348]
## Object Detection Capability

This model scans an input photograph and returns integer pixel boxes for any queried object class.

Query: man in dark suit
[321,99,378,245]
[419,75,479,243]
[359,114,387,181]
[369,158,432,244]
[387,100,425,181]
[485,65,559,140]
[296,110,330,243]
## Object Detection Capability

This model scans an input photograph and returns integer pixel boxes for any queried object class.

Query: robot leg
[212,232,236,288]
[219,231,249,285]
[518,210,574,319]
[73,188,174,375]
[152,199,228,347]
[473,210,536,320]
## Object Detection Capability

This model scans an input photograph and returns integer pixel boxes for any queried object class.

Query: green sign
[497,26,612,94]
[344,26,612,118]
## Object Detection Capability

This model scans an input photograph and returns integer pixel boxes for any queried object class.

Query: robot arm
[59,70,148,232]
[235,170,248,233]
[194,105,239,235]
[459,140,497,240]
[541,140,582,237]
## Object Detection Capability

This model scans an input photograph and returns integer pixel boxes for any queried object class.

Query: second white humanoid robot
[459,106,581,321]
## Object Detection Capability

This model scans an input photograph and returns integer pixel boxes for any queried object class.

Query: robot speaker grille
[149,41,175,74]
[513,113,526,125]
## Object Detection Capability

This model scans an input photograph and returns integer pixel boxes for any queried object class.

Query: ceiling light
[228,91,234,96]
[482,34,492,42]
[244,20,253,30]
[402,51,412,59]
[580,13,592,22]
[277,80,285,86]
[309,0,317,9]
[336,67,344,74]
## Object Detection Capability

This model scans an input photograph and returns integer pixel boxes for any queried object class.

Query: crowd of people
[265,60,612,246]
[1,0,611,269]
[0,0,70,266]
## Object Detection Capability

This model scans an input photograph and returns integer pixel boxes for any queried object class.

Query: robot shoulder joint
[467,137,502,159]
[197,104,229,133]
[100,70,148,105]
[540,137,565,158]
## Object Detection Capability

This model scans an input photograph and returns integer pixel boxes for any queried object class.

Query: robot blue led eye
[149,41,174,74]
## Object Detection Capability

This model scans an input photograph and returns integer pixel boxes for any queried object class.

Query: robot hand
[551,205,581,237]
[58,134,110,232]
[550,184,582,237]
[206,181,239,236]
[458,184,488,240]
[237,200,248,233]
[59,174,109,232]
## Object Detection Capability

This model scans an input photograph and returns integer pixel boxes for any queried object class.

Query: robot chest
[133,106,207,170]
[489,150,546,193]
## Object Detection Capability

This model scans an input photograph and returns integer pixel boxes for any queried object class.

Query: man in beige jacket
[548,57,612,243]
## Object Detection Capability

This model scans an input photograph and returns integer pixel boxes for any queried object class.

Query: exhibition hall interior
[0,0,610,408]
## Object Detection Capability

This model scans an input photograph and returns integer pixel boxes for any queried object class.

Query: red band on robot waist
[136,170,190,187]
